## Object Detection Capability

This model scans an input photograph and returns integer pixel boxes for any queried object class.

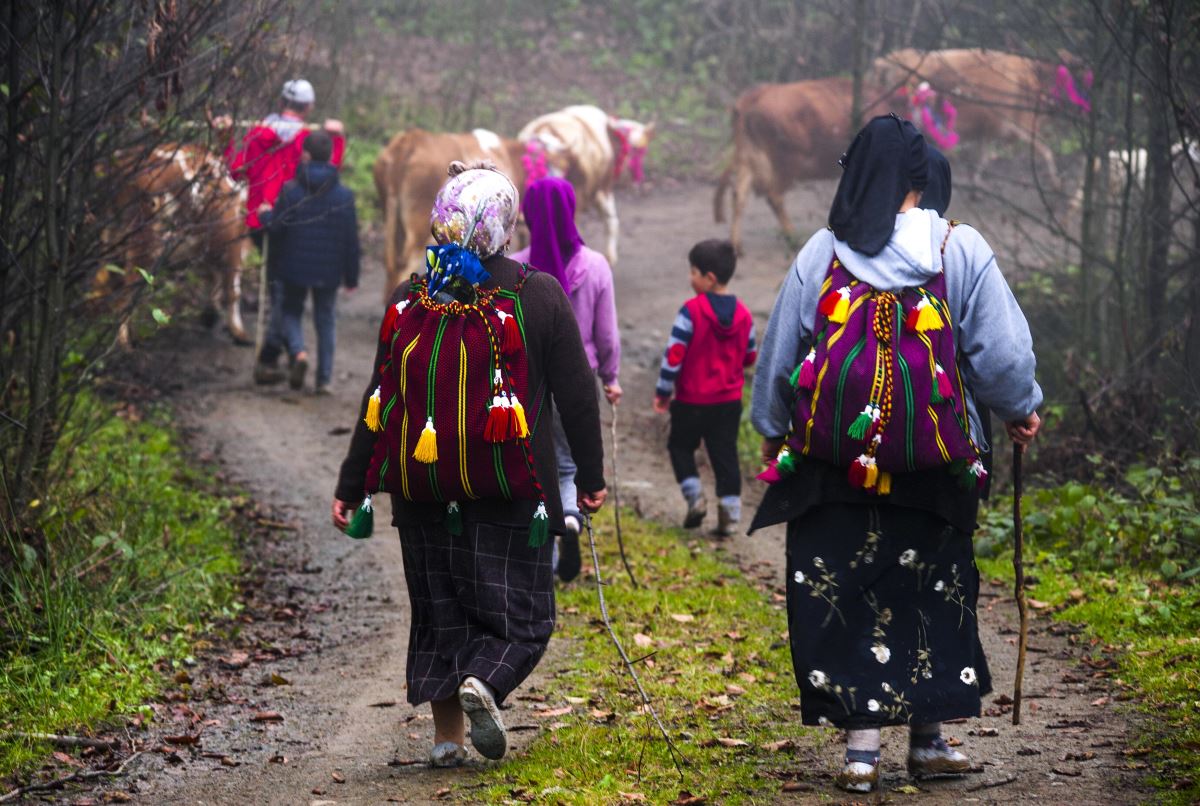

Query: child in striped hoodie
[653,239,757,536]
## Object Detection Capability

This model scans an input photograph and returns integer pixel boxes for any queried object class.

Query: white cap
[281,79,315,106]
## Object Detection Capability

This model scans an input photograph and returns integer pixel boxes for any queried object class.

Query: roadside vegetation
[975,456,1200,803]
[0,395,242,778]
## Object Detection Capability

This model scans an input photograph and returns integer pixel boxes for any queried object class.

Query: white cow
[518,105,655,266]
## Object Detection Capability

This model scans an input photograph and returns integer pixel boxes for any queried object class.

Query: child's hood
[833,208,945,291]
[696,292,743,336]
[296,161,339,192]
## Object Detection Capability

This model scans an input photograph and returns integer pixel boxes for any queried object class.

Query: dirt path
[110,181,1148,805]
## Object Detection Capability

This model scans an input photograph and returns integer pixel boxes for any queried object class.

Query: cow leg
[597,189,619,265]
[224,253,248,345]
[730,164,753,256]
[764,188,797,250]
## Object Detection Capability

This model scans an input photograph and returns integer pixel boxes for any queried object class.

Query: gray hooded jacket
[751,209,1042,450]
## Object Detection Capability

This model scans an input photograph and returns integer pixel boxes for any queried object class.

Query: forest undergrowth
[0,394,243,779]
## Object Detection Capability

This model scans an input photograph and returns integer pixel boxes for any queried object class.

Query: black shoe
[557,516,582,582]
[288,355,308,390]
[253,364,285,385]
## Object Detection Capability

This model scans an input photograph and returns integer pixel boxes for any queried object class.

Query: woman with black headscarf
[749,116,1042,792]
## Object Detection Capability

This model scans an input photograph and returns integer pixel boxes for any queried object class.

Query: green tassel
[847,406,874,440]
[777,450,797,474]
[528,501,550,548]
[345,496,374,540]
[445,501,463,536]
[931,388,947,405]
[789,363,803,387]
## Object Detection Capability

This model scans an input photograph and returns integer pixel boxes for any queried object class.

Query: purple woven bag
[761,225,987,494]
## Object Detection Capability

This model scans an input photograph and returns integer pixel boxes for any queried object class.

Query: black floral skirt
[397,521,555,706]
[785,503,992,728]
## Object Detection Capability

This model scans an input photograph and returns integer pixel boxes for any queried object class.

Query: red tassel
[484,396,509,442]
[818,288,841,317]
[756,461,782,484]
[847,455,868,487]
[380,300,407,343]
[936,363,955,400]
[905,304,920,332]
[796,350,817,389]
[500,311,522,354]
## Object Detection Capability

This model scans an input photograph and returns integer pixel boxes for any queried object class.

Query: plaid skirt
[397,521,555,705]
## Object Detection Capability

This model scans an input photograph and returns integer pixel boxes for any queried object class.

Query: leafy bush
[975,457,1200,579]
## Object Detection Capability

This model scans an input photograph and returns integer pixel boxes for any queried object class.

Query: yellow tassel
[877,471,892,495]
[364,387,382,432]
[511,395,529,438]
[915,300,943,331]
[414,417,438,464]
[864,459,879,489]
[829,288,851,324]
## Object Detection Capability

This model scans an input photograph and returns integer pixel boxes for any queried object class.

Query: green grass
[0,395,242,779]
[977,498,1200,804]
[477,508,825,805]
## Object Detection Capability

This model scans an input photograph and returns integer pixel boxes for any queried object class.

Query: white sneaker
[457,676,507,760]
[429,741,467,768]
[836,749,880,792]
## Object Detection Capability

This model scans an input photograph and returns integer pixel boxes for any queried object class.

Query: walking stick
[253,234,270,364]
[609,402,639,588]
[1012,443,1028,726]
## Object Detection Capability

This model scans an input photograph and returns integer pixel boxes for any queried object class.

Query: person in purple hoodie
[510,177,621,582]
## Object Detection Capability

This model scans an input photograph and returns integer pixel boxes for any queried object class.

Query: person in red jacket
[653,239,757,536]
[214,79,346,383]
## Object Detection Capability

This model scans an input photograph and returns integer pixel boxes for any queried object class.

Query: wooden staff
[1012,443,1028,726]
[609,402,638,588]
[254,235,270,363]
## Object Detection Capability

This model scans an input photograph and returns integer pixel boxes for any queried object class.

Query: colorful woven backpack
[344,250,550,546]
[759,223,987,494]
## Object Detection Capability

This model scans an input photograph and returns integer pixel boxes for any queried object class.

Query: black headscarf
[828,114,929,256]
[921,143,952,217]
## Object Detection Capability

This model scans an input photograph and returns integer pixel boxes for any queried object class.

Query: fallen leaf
[332,771,345,783]
[893,784,921,794]
[263,673,291,687]
[1052,765,1083,777]
[1091,696,1109,707]
[220,756,240,767]
[716,737,749,747]
[251,711,284,722]
[970,727,999,737]
[1017,746,1042,756]
[268,754,287,764]
[672,791,706,805]
[725,684,746,696]
[781,781,808,792]
[761,739,797,752]
[634,633,653,648]
[174,670,192,685]
[565,696,587,705]
[534,706,573,718]
[219,651,251,669]
[1064,751,1096,762]
[590,709,615,721]
[369,700,397,708]
[618,793,647,802]
[104,793,134,803]
[670,613,695,623]
[1028,598,1051,610]
[993,693,1014,705]
[946,736,963,747]
[433,787,452,799]
[164,734,200,745]
[52,751,83,768]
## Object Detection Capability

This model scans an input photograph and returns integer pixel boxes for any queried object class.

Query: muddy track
[100,181,1148,805]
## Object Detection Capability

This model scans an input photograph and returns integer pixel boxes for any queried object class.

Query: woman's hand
[1005,412,1042,453]
[603,382,623,406]
[578,487,608,513]
[332,497,355,530]
[760,437,785,464]
[652,395,670,414]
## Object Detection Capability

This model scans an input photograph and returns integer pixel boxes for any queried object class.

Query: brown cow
[104,143,249,348]
[714,76,882,254]
[873,48,1061,185]
[374,128,526,300]
[518,105,655,266]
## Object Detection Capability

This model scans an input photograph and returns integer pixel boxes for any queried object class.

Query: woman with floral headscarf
[332,162,606,767]
[510,177,621,583]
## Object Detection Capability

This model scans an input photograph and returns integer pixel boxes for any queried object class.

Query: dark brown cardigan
[335,255,605,532]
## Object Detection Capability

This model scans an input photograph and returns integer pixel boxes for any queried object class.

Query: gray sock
[680,476,701,504]
[847,728,882,753]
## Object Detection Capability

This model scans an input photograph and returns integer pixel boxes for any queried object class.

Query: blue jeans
[281,283,338,387]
